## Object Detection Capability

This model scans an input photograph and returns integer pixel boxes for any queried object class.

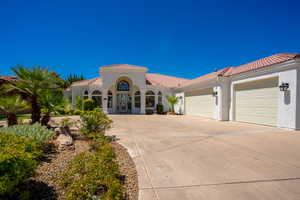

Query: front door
[117,94,131,113]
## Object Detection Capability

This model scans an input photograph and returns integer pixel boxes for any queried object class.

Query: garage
[234,77,279,126]
[185,88,214,118]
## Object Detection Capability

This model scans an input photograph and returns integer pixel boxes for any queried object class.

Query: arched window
[108,90,113,108]
[83,90,89,100]
[146,90,155,108]
[134,91,141,108]
[92,90,102,107]
[117,80,130,91]
[158,91,162,105]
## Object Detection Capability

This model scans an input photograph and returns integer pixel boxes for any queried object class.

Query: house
[66,53,300,130]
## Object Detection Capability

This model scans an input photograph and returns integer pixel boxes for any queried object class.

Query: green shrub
[83,99,96,111]
[74,109,82,115]
[75,96,83,110]
[59,144,123,200]
[156,104,164,114]
[0,133,41,196]
[145,109,154,115]
[79,110,112,139]
[0,123,55,143]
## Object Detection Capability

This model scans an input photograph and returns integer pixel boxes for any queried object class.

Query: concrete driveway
[107,115,300,200]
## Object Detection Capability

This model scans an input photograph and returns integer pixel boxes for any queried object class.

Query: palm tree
[167,96,179,114]
[0,95,29,126]
[39,90,66,126]
[7,65,62,123]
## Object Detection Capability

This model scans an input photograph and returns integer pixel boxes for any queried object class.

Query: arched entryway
[116,77,133,113]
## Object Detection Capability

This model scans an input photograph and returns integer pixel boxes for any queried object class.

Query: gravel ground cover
[20,137,138,200]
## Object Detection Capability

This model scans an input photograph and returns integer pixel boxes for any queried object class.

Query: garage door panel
[185,88,214,118]
[235,78,278,126]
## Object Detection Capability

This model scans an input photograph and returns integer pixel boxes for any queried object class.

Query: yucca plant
[0,95,29,126]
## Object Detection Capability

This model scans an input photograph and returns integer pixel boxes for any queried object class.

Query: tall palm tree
[167,96,179,114]
[7,66,62,123]
[0,95,29,126]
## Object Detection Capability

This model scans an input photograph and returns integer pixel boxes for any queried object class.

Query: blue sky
[0,0,299,79]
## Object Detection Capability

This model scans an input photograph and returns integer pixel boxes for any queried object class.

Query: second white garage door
[234,77,279,126]
[185,88,214,118]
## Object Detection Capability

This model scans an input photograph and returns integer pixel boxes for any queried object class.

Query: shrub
[83,99,96,111]
[74,109,82,115]
[79,110,112,139]
[0,133,41,196]
[156,104,164,114]
[145,109,154,115]
[0,123,55,143]
[59,144,123,200]
[75,96,83,110]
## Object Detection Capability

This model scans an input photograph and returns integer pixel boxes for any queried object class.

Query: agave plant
[0,95,29,126]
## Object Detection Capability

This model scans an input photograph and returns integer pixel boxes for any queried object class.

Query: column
[113,91,117,113]
[102,89,108,114]
[131,91,135,113]
[140,90,146,114]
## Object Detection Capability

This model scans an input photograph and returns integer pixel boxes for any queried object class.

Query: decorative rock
[56,133,73,150]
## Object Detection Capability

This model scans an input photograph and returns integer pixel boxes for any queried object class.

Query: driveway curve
[108,115,300,200]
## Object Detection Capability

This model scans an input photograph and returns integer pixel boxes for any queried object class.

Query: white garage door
[185,88,214,118]
[235,77,278,126]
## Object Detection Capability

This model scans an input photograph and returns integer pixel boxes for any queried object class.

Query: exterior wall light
[279,83,289,91]
[212,91,218,96]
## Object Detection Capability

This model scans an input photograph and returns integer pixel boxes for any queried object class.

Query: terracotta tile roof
[71,77,102,87]
[145,73,190,88]
[0,75,19,81]
[100,64,148,71]
[225,53,300,76]
[179,68,231,88]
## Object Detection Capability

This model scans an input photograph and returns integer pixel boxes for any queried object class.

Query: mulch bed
[20,136,138,200]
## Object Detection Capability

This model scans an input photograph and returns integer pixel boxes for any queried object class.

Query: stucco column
[131,91,135,113]
[113,91,117,113]
[140,90,146,114]
[102,89,108,114]
[155,92,158,108]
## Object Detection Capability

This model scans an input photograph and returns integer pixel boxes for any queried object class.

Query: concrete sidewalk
[108,115,300,200]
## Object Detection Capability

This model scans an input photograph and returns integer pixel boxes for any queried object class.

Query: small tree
[167,95,179,114]
[39,90,66,126]
[0,95,29,126]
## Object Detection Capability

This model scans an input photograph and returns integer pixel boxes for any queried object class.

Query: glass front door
[117,94,131,113]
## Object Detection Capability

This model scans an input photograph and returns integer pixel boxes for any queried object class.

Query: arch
[83,90,89,100]
[117,80,130,91]
[91,90,102,107]
[146,90,155,108]
[92,90,101,95]
[146,90,155,95]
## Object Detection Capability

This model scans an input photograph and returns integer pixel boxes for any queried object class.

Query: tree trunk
[31,97,41,123]
[7,113,17,126]
[41,112,50,126]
